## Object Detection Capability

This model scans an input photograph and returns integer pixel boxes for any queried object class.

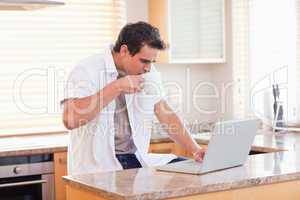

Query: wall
[126,0,148,23]
[125,0,233,124]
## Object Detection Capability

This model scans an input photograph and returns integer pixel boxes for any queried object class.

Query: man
[62,22,205,175]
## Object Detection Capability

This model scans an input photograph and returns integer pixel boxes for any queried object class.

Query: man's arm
[63,75,143,130]
[154,100,205,161]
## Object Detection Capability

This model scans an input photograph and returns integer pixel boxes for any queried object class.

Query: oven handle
[0,180,47,188]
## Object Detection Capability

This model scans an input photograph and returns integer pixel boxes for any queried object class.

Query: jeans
[116,154,187,170]
[116,154,142,169]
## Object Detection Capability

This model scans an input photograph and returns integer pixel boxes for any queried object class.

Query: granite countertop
[63,150,300,200]
[0,133,68,157]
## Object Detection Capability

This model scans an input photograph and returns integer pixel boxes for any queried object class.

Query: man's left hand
[192,148,206,162]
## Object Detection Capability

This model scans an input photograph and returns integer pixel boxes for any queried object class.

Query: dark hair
[113,21,166,56]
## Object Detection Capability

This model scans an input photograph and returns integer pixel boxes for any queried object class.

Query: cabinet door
[149,142,188,157]
[148,0,169,63]
[54,152,68,200]
[173,143,192,158]
[149,142,175,154]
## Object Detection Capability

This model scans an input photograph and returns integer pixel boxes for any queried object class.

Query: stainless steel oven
[0,154,55,200]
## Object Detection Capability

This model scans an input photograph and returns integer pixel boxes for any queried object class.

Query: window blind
[0,0,126,132]
[169,0,224,61]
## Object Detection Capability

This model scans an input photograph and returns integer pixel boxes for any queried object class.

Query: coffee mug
[141,72,162,95]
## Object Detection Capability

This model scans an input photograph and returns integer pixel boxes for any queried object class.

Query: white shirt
[62,46,176,175]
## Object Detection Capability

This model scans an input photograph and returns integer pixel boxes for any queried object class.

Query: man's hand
[116,75,144,94]
[192,147,206,163]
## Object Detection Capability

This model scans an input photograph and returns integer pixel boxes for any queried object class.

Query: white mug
[141,72,162,95]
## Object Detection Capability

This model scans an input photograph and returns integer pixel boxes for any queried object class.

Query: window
[232,0,300,127]
[169,0,225,63]
[249,0,297,125]
[0,0,126,132]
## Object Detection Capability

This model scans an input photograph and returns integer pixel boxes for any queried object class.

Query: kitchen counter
[62,131,300,200]
[0,133,68,157]
[63,150,300,200]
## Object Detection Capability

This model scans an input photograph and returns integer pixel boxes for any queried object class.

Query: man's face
[120,44,159,75]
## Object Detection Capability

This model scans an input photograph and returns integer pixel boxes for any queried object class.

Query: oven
[0,154,55,200]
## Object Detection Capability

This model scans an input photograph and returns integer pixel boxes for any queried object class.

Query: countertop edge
[63,176,126,200]
[63,169,300,200]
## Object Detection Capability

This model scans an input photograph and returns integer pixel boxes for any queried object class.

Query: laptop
[156,119,258,175]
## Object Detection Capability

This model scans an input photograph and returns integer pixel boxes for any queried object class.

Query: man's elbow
[63,110,77,130]
[63,118,74,130]
[63,110,91,130]
[63,120,75,130]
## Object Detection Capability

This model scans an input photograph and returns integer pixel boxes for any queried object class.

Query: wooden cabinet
[172,143,194,158]
[149,142,188,156]
[148,0,169,63]
[54,152,68,200]
[149,142,175,154]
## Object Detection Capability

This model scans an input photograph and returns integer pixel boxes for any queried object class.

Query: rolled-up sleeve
[60,65,97,107]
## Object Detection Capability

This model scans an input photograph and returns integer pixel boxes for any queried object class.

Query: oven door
[0,174,54,200]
